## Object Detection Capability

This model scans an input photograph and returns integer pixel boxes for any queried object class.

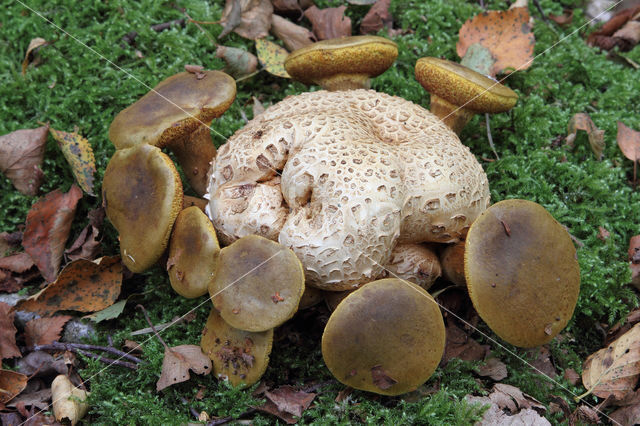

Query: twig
[151,19,185,32]
[532,0,551,25]
[302,379,336,393]
[235,70,261,83]
[485,113,500,160]
[130,315,185,336]
[74,349,138,370]
[183,11,216,45]
[33,341,142,364]
[181,396,200,420]
[207,409,257,426]
[136,304,169,350]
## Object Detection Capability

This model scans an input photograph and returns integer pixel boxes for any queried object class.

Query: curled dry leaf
[582,322,640,400]
[220,0,274,40]
[216,45,258,78]
[566,113,605,160]
[23,185,83,282]
[259,385,316,423]
[443,321,489,363]
[255,38,291,78]
[0,302,21,359]
[587,6,640,51]
[304,5,352,40]
[22,37,49,75]
[617,121,640,162]
[457,7,535,75]
[24,315,73,347]
[476,357,508,381]
[0,126,48,196]
[0,370,28,404]
[360,0,393,35]
[490,383,546,413]
[271,14,316,52]
[65,224,101,261]
[51,375,89,425]
[371,365,398,390]
[49,128,96,196]
[549,9,574,26]
[17,351,68,377]
[0,252,35,273]
[466,394,551,425]
[15,256,122,316]
[156,345,212,391]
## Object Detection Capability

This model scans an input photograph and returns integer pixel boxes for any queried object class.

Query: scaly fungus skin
[207,90,490,290]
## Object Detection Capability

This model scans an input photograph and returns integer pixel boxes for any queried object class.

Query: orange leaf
[0,302,21,360]
[617,122,640,162]
[15,256,122,316]
[0,370,28,404]
[457,7,534,75]
[566,113,605,160]
[49,128,96,196]
[24,315,72,347]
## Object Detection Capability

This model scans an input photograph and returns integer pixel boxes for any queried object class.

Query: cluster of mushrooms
[102,36,580,395]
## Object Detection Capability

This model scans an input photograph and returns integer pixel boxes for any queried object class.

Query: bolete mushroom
[209,235,305,332]
[284,35,398,90]
[108,70,236,195]
[440,240,466,286]
[465,199,580,348]
[207,90,490,290]
[167,206,220,298]
[414,57,517,134]
[384,243,442,290]
[102,144,183,273]
[322,278,445,395]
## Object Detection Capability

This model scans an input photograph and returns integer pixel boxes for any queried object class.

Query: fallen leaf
[0,252,35,273]
[22,185,83,282]
[566,113,605,160]
[611,403,640,425]
[360,0,392,35]
[0,231,22,257]
[570,405,601,424]
[617,121,640,163]
[443,322,489,363]
[15,256,122,316]
[24,315,72,347]
[0,413,22,426]
[156,345,212,391]
[65,224,101,261]
[509,0,528,8]
[0,302,21,359]
[526,345,558,385]
[271,0,308,16]
[0,370,28,404]
[457,7,535,75]
[49,128,96,195]
[490,383,546,413]
[629,235,640,263]
[347,0,377,4]
[335,386,353,402]
[466,395,550,425]
[304,5,352,40]
[7,388,52,411]
[123,339,142,353]
[252,96,266,118]
[475,357,508,381]
[264,385,316,418]
[549,9,574,26]
[271,14,316,52]
[51,374,89,425]
[371,365,398,390]
[255,38,291,78]
[587,6,640,51]
[219,0,273,40]
[16,351,68,377]
[597,226,610,241]
[0,126,48,196]
[614,20,640,45]
[216,45,258,78]
[582,322,640,400]
[22,38,49,75]
[84,299,127,323]
[563,368,581,385]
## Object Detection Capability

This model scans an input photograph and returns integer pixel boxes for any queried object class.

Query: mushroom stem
[318,74,371,91]
[172,123,216,195]
[429,95,476,135]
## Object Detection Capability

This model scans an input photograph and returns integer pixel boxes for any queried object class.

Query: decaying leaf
[216,45,258,79]
[65,224,101,261]
[304,5,352,40]
[84,299,127,323]
[258,385,316,423]
[25,315,73,347]
[255,38,291,78]
[22,38,49,75]
[156,345,212,391]
[0,126,48,196]
[271,0,310,16]
[49,128,96,195]
[617,121,640,162]
[15,256,122,316]
[457,7,535,75]
[0,252,35,273]
[630,236,640,288]
[0,302,21,359]
[466,395,550,425]
[271,14,316,52]
[16,351,68,377]
[489,383,546,413]
[371,365,398,390]
[347,0,377,4]
[6,388,52,411]
[51,375,89,425]
[252,96,266,118]
[566,113,605,160]
[582,322,640,400]
[219,0,274,40]
[476,357,508,381]
[611,402,640,425]
[443,322,489,363]
[587,6,640,51]
[360,0,393,35]
[0,370,28,404]
[549,9,574,26]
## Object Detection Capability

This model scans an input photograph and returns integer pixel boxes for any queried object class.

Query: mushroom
[414,57,518,134]
[298,286,324,310]
[207,89,490,290]
[384,243,442,290]
[108,70,236,195]
[209,235,305,332]
[167,206,220,298]
[321,278,445,395]
[200,307,273,387]
[464,199,580,348]
[284,35,398,90]
[440,240,466,286]
[102,144,183,273]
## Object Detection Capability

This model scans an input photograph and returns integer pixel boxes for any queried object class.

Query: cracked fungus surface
[207,90,490,290]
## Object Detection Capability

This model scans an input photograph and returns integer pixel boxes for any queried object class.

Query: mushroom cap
[384,243,442,290]
[209,235,305,332]
[207,90,490,290]
[440,241,466,286]
[102,144,183,273]
[284,35,398,86]
[464,199,580,348]
[322,278,445,395]
[167,206,220,298]
[200,307,273,387]
[415,57,517,113]
[108,70,236,149]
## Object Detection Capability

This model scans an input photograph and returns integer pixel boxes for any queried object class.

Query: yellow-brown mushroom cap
[322,278,445,396]
[415,57,517,113]
[285,35,398,87]
[464,199,580,348]
[102,144,183,273]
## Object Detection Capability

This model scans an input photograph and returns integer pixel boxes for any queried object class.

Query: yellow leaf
[255,39,290,79]
[49,128,96,195]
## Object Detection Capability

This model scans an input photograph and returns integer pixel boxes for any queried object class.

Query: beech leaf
[255,39,291,78]
[0,302,21,359]
[64,224,101,261]
[22,37,49,75]
[304,6,352,40]
[258,385,316,423]
[443,322,489,363]
[0,252,35,273]
[617,121,640,162]
[371,365,398,390]
[360,0,393,35]
[476,357,508,381]
[49,128,96,195]
[0,370,28,404]
[156,345,212,391]
[219,0,273,40]
[25,315,73,347]
[271,14,316,52]
[566,113,605,160]
[0,126,48,196]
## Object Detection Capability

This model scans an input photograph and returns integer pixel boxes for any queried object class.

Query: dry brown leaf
[271,0,306,16]
[0,126,48,196]
[570,405,601,424]
[466,394,550,425]
[614,20,640,45]
[475,357,508,381]
[491,383,546,413]
[0,252,35,273]
[597,226,611,241]
[443,322,489,363]
[65,225,101,261]
[549,9,574,26]
[24,315,72,347]
[263,385,316,418]
[22,38,49,75]
[564,368,581,385]
[630,235,640,263]
[252,96,266,118]
[156,345,212,391]
[566,113,605,160]
[360,0,392,35]
[6,388,52,411]
[617,121,640,162]
[15,256,122,316]
[0,231,21,257]
[526,345,558,386]
[123,339,143,353]
[457,7,535,75]
[582,322,640,400]
[216,45,258,78]
[271,14,316,52]
[587,6,640,51]
[0,302,21,359]
[0,370,28,404]
[16,351,68,377]
[371,365,398,390]
[220,0,273,40]
[611,403,640,425]
[304,5,352,40]
[51,375,89,425]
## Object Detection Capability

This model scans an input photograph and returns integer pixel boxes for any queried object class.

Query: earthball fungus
[206,89,490,290]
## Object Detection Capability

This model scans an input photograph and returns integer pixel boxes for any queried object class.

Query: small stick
[74,349,138,370]
[33,342,142,364]
[532,0,551,24]
[207,409,257,426]
[130,316,184,336]
[181,397,200,420]
[151,19,185,33]
[183,11,216,45]
[485,113,500,160]
[136,304,170,350]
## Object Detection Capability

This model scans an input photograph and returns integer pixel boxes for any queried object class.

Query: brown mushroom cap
[200,307,273,387]
[285,35,398,90]
[384,243,442,290]
[465,199,580,348]
[103,144,183,273]
[322,278,445,395]
[440,241,466,286]
[167,206,220,298]
[209,235,305,332]
[298,286,324,310]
